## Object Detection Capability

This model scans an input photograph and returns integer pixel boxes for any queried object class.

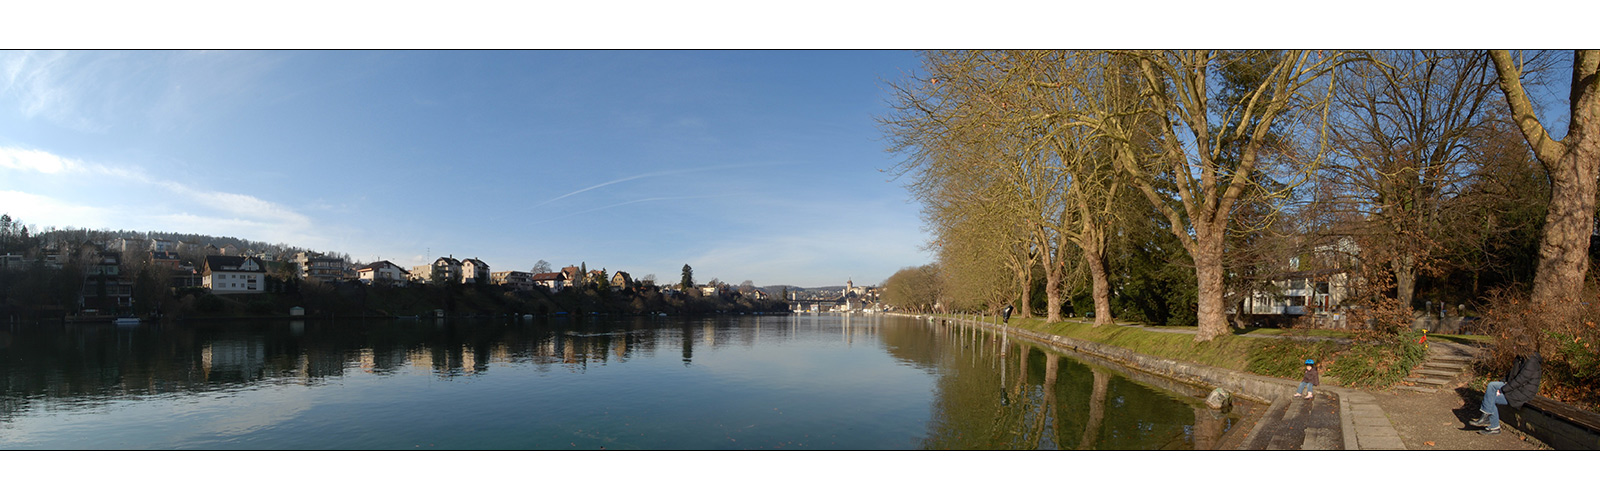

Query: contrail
[529,195,730,224]
[531,162,784,208]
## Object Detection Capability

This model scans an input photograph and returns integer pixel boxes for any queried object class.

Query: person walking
[1469,351,1542,435]
[1295,359,1319,400]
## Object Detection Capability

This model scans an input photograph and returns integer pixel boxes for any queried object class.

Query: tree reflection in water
[897,316,1240,450]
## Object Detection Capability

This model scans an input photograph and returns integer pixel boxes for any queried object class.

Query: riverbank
[5,283,792,324]
[904,312,1552,450]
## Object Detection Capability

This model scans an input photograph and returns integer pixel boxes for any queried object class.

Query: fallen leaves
[1424,441,1435,446]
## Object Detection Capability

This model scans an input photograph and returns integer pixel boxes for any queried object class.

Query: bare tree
[1322,50,1502,311]
[1079,50,1352,341]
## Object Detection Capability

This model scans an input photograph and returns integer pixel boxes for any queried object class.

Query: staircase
[1399,342,1479,393]
[1240,391,1344,450]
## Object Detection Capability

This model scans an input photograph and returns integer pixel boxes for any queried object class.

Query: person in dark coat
[1002,304,1013,324]
[1469,352,1542,435]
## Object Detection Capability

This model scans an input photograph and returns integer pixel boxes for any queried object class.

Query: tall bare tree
[1076,50,1351,341]
[1322,50,1503,311]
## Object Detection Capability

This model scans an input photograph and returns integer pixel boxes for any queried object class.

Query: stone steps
[1413,368,1459,378]
[1401,342,1481,391]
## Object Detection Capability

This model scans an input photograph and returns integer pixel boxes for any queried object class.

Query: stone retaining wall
[932,315,1296,404]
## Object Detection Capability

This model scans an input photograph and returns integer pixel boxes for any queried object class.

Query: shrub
[1325,332,1427,389]
[1476,284,1600,412]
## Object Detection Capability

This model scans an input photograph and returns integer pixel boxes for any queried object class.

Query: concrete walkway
[1334,388,1405,449]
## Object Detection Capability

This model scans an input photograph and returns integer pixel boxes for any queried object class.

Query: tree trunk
[1194,231,1229,342]
[1085,248,1113,327]
[1530,144,1599,307]
[1492,50,1600,313]
[1045,261,1063,323]
[1017,264,1033,319]
[1393,255,1416,310]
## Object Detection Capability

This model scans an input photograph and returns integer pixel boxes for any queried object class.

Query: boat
[113,317,141,325]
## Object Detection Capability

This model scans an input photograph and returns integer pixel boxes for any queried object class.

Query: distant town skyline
[0,50,931,288]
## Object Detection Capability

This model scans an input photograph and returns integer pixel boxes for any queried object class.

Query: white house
[461,258,490,284]
[203,255,267,294]
[356,260,410,284]
[531,271,566,292]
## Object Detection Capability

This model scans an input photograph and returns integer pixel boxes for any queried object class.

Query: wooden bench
[1503,396,1600,450]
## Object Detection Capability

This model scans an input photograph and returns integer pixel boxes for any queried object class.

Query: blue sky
[0,50,932,288]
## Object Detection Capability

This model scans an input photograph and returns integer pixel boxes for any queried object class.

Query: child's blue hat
[1305,359,1315,365]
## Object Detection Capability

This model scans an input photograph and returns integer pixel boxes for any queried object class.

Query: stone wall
[937,315,1296,404]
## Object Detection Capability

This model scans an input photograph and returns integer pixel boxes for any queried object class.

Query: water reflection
[876,316,1241,450]
[1,315,1240,449]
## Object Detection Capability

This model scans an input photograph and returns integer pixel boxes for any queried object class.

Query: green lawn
[943,313,1424,388]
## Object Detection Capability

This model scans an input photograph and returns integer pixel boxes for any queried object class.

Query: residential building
[172,266,203,288]
[295,251,347,283]
[150,239,178,253]
[561,266,581,287]
[461,258,490,284]
[203,255,267,295]
[531,271,566,292]
[491,270,534,291]
[356,260,410,285]
[114,238,147,255]
[610,270,632,290]
[1237,238,1357,328]
[81,251,133,312]
[152,251,181,269]
[413,256,462,284]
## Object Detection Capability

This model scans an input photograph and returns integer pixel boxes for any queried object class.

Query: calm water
[0,314,1237,450]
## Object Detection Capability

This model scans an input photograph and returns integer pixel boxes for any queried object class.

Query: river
[0,314,1240,449]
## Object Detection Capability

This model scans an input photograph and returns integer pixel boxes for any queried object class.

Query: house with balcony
[203,255,267,295]
[294,251,348,283]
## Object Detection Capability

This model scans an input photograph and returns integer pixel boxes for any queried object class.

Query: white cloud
[0,190,114,228]
[0,146,326,248]
[0,146,82,174]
